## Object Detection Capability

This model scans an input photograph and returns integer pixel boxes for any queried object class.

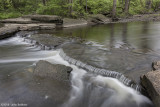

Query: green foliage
[36,1,68,16]
[129,0,148,15]
[0,0,160,19]
[152,0,160,11]
[0,11,21,19]
[87,0,112,14]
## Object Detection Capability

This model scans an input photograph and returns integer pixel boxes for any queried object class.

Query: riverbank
[1,13,160,40]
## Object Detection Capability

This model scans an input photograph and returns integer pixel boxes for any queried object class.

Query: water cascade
[6,33,153,107]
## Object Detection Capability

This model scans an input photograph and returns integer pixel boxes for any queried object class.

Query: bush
[36,1,68,17]
[0,12,21,19]
[87,0,112,14]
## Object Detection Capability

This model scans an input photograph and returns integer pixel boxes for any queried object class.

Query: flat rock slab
[5,23,56,31]
[34,60,72,81]
[30,15,63,24]
[62,18,88,28]
[0,26,19,40]
[141,70,160,107]
[0,17,39,24]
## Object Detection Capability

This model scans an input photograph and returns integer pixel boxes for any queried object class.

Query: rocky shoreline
[1,13,160,40]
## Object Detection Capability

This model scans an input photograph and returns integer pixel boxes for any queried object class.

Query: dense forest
[0,0,160,19]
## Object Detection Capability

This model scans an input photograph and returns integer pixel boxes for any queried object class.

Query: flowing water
[1,21,159,107]
[39,21,160,84]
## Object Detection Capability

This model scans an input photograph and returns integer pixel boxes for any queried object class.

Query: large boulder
[0,26,19,40]
[30,15,63,24]
[88,14,111,24]
[34,60,72,81]
[62,18,87,28]
[141,69,160,107]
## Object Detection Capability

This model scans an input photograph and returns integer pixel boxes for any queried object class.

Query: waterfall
[59,49,142,92]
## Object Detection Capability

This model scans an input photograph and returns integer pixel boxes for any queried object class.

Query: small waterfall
[61,56,153,107]
[59,49,141,92]
[3,35,152,107]
[16,32,142,92]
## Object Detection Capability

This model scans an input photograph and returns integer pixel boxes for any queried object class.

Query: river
[0,21,159,107]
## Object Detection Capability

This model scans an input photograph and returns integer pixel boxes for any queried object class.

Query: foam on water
[46,50,152,107]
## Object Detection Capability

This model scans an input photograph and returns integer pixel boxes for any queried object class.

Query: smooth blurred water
[0,36,153,107]
[1,21,160,106]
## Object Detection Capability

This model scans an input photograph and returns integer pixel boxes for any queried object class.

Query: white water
[0,37,153,107]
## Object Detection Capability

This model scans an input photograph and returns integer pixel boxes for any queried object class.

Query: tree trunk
[68,0,73,16]
[86,0,88,12]
[42,0,46,6]
[80,0,82,6]
[112,0,117,18]
[146,0,152,9]
[124,0,130,14]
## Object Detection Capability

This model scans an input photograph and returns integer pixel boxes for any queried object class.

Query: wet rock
[30,15,63,24]
[152,61,160,70]
[34,60,72,81]
[88,14,110,24]
[0,23,4,28]
[62,18,87,28]
[0,26,19,40]
[29,34,71,48]
[0,17,39,24]
[141,70,160,107]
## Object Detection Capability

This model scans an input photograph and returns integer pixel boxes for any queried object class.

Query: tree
[42,0,46,6]
[85,0,87,12]
[124,0,130,14]
[112,0,117,18]
[146,0,152,9]
[68,0,73,15]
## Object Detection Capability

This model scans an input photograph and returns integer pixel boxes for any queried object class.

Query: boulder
[152,61,160,70]
[62,18,88,28]
[88,14,110,24]
[141,70,160,107]
[30,15,63,24]
[0,23,4,28]
[34,60,72,81]
[0,26,19,40]
[29,34,71,48]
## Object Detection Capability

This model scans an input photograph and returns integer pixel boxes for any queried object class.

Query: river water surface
[0,21,160,107]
